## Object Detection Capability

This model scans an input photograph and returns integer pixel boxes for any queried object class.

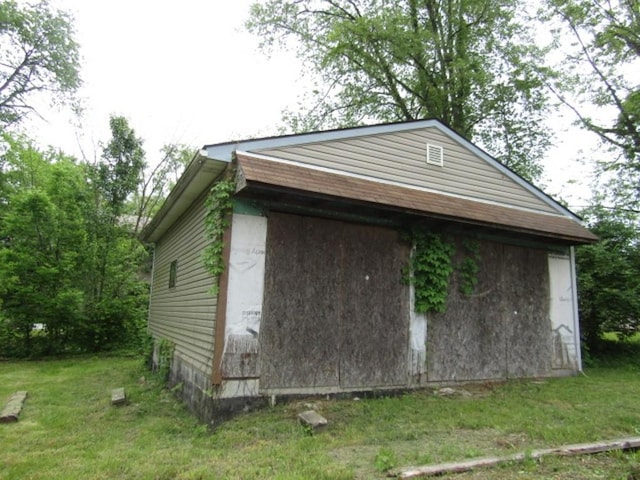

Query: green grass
[1,347,640,479]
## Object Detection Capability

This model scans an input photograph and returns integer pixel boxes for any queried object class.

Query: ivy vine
[404,230,455,314]
[202,169,236,296]
[404,230,482,314]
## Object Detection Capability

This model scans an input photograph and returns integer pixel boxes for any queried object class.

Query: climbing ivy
[404,230,455,314]
[459,238,481,296]
[404,230,482,313]
[202,169,236,296]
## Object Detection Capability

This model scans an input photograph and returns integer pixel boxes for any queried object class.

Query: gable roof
[141,119,597,244]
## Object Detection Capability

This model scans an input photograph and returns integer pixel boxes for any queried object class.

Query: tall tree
[0,0,81,127]
[81,116,147,350]
[544,0,640,204]
[130,143,192,235]
[0,134,88,356]
[247,0,552,181]
[576,204,640,351]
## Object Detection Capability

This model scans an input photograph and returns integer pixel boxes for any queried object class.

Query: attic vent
[426,144,444,166]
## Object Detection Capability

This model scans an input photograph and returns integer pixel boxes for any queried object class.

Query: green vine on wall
[404,230,482,314]
[404,230,455,314]
[202,169,236,296]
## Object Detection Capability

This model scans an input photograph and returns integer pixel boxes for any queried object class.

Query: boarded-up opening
[427,238,552,381]
[259,212,410,390]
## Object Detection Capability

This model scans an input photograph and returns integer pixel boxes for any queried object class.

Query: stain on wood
[1,391,27,423]
[428,237,551,382]
[259,212,410,390]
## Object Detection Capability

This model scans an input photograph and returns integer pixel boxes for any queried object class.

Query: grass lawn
[2,349,640,479]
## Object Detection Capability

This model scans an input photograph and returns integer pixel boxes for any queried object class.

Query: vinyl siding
[256,127,558,215]
[148,191,216,376]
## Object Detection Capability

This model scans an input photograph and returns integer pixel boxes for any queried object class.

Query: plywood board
[259,213,342,389]
[339,223,410,388]
[428,240,507,381]
[503,246,552,377]
[259,213,410,390]
[428,237,552,382]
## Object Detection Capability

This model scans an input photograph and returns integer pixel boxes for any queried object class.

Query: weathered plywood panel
[428,240,507,381]
[428,238,552,382]
[259,213,342,389]
[503,246,552,377]
[260,213,410,391]
[339,223,410,388]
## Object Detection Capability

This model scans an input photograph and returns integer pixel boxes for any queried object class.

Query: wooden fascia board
[235,154,598,245]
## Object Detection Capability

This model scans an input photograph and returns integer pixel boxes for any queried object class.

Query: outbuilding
[140,119,597,422]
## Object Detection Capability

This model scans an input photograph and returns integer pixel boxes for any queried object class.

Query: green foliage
[130,143,192,234]
[247,0,551,181]
[98,115,147,216]
[155,338,174,381]
[0,135,88,356]
[404,230,482,313]
[404,230,455,314]
[576,205,640,351]
[202,171,236,296]
[543,0,640,204]
[0,0,81,127]
[0,128,149,357]
[374,447,397,473]
[459,238,481,296]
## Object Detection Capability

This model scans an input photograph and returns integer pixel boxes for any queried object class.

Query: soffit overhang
[235,153,598,245]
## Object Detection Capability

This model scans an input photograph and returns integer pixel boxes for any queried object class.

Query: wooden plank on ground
[392,437,640,478]
[111,387,126,406]
[0,391,28,423]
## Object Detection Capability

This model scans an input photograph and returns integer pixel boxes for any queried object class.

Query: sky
[29,0,303,159]
[23,0,597,209]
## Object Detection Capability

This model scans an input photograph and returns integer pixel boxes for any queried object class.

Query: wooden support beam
[1,391,28,423]
[392,437,640,478]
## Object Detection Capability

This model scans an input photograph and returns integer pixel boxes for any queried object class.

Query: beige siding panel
[256,127,557,214]
[149,190,217,378]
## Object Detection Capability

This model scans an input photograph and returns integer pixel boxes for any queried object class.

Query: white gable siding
[148,191,216,375]
[256,127,558,215]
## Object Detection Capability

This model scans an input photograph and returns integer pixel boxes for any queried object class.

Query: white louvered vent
[426,143,444,166]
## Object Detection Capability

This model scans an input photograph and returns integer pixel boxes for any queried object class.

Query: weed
[374,447,397,473]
